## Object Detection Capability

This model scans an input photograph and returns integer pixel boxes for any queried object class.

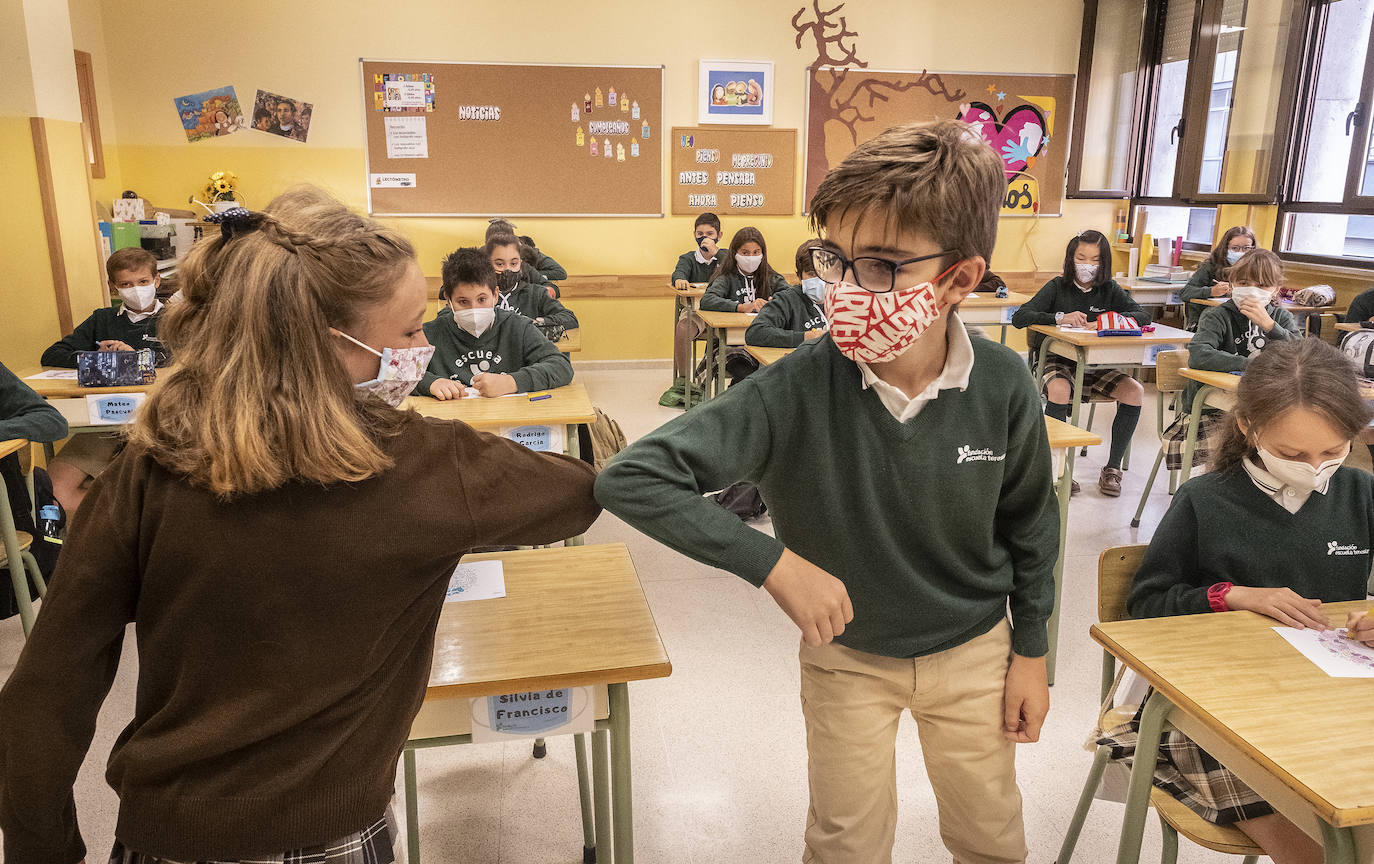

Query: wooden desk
[1119,277,1190,307]
[1044,417,1102,685]
[405,382,596,460]
[404,543,670,864]
[558,328,583,354]
[1030,324,1194,430]
[1339,321,1363,333]
[1094,601,1374,864]
[698,309,760,399]
[744,345,794,367]
[961,290,1032,344]
[1176,367,1239,478]
[675,285,708,409]
[20,368,157,456]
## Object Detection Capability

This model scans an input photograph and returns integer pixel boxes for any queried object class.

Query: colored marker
[529,393,552,402]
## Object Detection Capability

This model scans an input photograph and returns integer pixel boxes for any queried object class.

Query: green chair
[1056,545,1262,864]
[1131,351,1189,528]
[1,440,47,638]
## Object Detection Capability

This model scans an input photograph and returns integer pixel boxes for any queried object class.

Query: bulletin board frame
[360,58,666,218]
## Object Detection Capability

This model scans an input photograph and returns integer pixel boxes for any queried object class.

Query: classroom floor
[8,362,1347,864]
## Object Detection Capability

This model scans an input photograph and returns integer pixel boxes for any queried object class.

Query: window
[1069,0,1150,196]
[1135,203,1219,247]
[1141,0,1197,198]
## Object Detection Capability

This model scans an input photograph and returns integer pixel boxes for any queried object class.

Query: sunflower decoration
[202,170,239,203]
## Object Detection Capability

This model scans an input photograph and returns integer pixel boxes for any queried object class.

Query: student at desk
[0,187,599,864]
[485,219,560,297]
[420,246,573,400]
[745,239,828,349]
[702,227,790,385]
[1178,226,1256,330]
[1104,339,1372,864]
[1011,229,1151,497]
[486,233,578,334]
[663,213,729,406]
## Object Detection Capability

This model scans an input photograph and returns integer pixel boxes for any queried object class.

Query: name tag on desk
[469,686,596,742]
[1000,305,1020,324]
[501,424,565,453]
[86,393,146,425]
[1142,344,1168,366]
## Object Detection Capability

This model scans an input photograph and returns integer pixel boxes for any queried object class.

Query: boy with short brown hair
[597,120,1057,863]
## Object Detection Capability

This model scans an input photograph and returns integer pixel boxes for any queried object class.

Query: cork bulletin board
[669,127,796,216]
[361,59,664,216]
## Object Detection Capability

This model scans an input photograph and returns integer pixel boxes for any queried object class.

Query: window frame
[73,49,105,180]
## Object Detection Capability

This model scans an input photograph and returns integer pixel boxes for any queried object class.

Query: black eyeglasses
[809,247,956,294]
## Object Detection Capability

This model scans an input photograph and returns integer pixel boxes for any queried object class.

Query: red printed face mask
[824,262,960,364]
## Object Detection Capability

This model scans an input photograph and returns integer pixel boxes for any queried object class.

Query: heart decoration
[957,101,1047,182]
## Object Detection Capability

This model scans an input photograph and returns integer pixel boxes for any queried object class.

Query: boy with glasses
[597,121,1057,863]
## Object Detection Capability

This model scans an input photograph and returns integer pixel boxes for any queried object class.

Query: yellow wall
[68,0,123,206]
[0,117,63,371]
[83,0,1105,360]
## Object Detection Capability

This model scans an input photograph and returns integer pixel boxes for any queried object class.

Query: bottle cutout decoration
[603,138,612,158]
[616,142,626,162]
[631,140,639,157]
[584,93,592,114]
[608,87,617,106]
[576,127,584,147]
[641,120,650,139]
[620,94,629,113]
[595,87,603,107]
[571,103,579,122]
[590,137,598,156]
[632,100,640,119]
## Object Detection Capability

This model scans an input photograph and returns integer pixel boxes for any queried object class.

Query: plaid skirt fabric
[108,810,397,864]
[1039,356,1133,402]
[1099,699,1274,825]
[1162,410,1223,471]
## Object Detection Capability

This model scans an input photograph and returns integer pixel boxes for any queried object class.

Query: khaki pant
[799,619,1026,864]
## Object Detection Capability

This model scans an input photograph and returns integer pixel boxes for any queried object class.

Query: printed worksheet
[445,560,506,603]
[1273,627,1374,678]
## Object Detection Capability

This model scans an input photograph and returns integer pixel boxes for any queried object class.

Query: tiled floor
[2,362,1310,864]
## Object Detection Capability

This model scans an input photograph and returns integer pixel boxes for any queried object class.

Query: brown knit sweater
[0,412,600,863]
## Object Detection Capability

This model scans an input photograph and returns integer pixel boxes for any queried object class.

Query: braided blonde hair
[127,186,417,496]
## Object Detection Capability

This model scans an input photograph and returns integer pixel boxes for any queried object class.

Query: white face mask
[1258,445,1349,493]
[736,254,763,274]
[1231,284,1274,307]
[118,281,158,317]
[1226,249,1247,265]
[800,276,826,304]
[332,330,435,408]
[453,306,496,337]
[1073,262,1098,285]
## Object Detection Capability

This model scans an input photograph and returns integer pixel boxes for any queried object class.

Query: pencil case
[76,349,157,387]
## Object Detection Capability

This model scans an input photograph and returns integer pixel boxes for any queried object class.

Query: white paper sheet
[384,116,428,159]
[1273,627,1374,678]
[25,369,78,380]
[445,560,505,603]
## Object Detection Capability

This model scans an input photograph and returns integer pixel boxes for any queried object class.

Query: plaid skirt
[1161,410,1223,471]
[1040,356,1133,401]
[108,809,397,864]
[1099,698,1273,825]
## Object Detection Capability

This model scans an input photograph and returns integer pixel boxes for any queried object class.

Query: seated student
[1344,285,1374,324]
[1105,338,1371,864]
[702,227,791,385]
[1163,248,1300,473]
[0,362,68,446]
[1179,226,1256,329]
[485,234,579,333]
[0,187,600,864]
[42,246,169,517]
[745,238,828,348]
[518,233,568,282]
[419,246,573,401]
[1012,229,1150,497]
[485,219,559,296]
[663,213,729,405]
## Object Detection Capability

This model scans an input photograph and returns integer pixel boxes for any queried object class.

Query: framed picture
[698,59,773,126]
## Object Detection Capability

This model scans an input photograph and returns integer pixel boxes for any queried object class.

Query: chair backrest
[1098,544,1148,623]
[1317,312,1340,346]
[1153,349,1189,394]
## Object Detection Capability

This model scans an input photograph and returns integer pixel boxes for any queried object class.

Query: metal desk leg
[575,733,597,863]
[703,326,717,401]
[999,323,1008,345]
[1115,690,1173,864]
[404,747,421,864]
[1320,821,1358,864]
[593,728,612,863]
[0,476,35,637]
[1069,346,1087,428]
[1046,447,1074,686]
[714,328,728,398]
[1178,385,1214,480]
[609,682,634,863]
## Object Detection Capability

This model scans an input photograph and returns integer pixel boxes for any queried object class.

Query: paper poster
[370,173,417,188]
[372,72,435,113]
[444,559,506,603]
[384,79,427,110]
[384,116,428,158]
[251,90,313,142]
[173,86,244,142]
[1274,627,1374,678]
[470,685,596,742]
[25,370,78,380]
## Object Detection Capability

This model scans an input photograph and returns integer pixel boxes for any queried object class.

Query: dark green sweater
[496,282,578,331]
[0,363,67,443]
[744,286,826,347]
[1346,288,1374,324]
[1179,259,1223,328]
[1011,276,1152,354]
[670,250,727,285]
[700,272,791,312]
[417,309,573,396]
[1184,302,1299,411]
[594,335,1059,658]
[1129,466,1374,619]
[40,308,167,368]
[533,252,567,282]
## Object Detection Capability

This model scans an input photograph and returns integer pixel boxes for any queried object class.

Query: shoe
[1070,479,1081,496]
[1099,467,1123,497]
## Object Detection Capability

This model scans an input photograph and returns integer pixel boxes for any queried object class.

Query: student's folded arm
[1178,263,1213,303]
[699,278,738,313]
[1268,307,1301,341]
[537,255,568,282]
[0,450,143,864]
[1128,489,1208,618]
[39,314,100,368]
[1188,314,1247,373]
[670,253,693,285]
[453,423,600,547]
[511,330,573,392]
[995,369,1060,657]
[414,372,440,398]
[0,365,68,443]
[594,382,784,586]
[539,294,579,330]
[744,302,803,348]
[1344,292,1374,324]
[1009,283,1060,329]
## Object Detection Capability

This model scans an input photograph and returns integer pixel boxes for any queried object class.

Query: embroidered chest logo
[1326,540,1369,557]
[957,445,1007,465]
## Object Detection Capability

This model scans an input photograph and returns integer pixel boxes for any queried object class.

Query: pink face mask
[824,262,960,364]
[333,329,435,407]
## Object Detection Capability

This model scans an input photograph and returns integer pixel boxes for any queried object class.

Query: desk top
[1189,298,1337,313]
[1339,322,1363,333]
[698,309,759,329]
[1044,416,1102,450]
[428,543,671,699]
[1093,600,1374,827]
[744,346,794,366]
[558,329,582,353]
[0,439,27,460]
[1029,323,1194,347]
[963,290,1032,308]
[20,368,158,399]
[1179,367,1241,392]
[676,284,708,297]
[404,382,596,428]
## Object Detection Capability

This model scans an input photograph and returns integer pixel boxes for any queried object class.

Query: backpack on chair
[583,408,628,472]
[1340,328,1374,378]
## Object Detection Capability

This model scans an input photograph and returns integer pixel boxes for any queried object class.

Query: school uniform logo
[456,349,502,378]
[1240,321,1266,354]
[495,292,516,313]
[956,445,1006,465]
[1326,541,1369,557]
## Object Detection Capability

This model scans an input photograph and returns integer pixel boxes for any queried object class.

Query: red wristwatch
[1207,582,1234,613]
